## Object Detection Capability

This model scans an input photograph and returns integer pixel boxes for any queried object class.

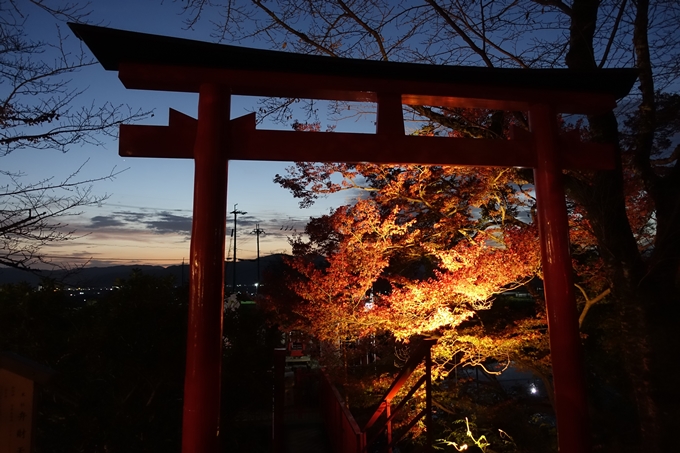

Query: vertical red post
[530,104,590,453]
[376,93,405,137]
[425,348,433,453]
[182,83,230,453]
[385,402,392,453]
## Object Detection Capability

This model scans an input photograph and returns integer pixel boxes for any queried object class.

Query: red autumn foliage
[274,161,541,345]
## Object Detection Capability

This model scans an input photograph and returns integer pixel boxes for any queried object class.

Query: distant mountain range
[0,254,286,288]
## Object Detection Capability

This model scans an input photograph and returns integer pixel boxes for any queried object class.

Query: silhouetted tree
[0,1,148,271]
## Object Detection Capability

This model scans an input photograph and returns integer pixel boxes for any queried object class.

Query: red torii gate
[70,23,637,453]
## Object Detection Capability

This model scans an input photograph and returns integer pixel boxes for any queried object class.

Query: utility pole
[251,223,266,294]
[227,229,233,262]
[230,204,247,294]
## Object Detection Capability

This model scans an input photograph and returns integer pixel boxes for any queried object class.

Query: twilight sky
[7,0,374,267]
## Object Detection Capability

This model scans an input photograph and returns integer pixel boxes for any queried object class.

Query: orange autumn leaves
[281,163,541,342]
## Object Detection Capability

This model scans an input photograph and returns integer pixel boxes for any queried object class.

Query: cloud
[77,209,193,237]
[114,210,149,223]
[83,207,311,244]
[232,214,259,229]
[145,211,192,234]
[89,215,125,228]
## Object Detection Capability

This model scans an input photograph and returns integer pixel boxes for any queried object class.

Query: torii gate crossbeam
[70,23,638,453]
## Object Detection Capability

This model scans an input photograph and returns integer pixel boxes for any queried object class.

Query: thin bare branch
[577,285,611,328]
[424,0,494,67]
[252,0,338,56]
[336,0,388,60]
[599,0,628,68]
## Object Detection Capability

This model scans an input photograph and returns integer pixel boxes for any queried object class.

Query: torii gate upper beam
[70,23,634,114]
[69,22,638,453]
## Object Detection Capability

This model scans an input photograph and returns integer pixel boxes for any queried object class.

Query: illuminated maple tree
[273,151,541,346]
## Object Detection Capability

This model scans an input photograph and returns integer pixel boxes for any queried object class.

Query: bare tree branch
[576,284,611,327]
[336,0,388,60]
[251,0,339,56]
[598,0,628,68]
[424,0,495,67]
[531,0,572,16]
[0,1,150,271]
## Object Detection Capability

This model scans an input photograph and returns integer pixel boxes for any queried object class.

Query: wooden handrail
[318,338,437,453]
[365,374,426,447]
[320,369,366,453]
[363,338,437,453]
[382,408,428,453]
[364,338,437,430]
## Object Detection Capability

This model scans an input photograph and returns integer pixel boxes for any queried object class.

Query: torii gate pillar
[531,104,590,452]
[182,84,230,453]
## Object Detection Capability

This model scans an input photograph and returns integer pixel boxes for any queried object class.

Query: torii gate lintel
[119,107,616,170]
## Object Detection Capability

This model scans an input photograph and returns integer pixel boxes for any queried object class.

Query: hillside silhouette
[0,254,285,288]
